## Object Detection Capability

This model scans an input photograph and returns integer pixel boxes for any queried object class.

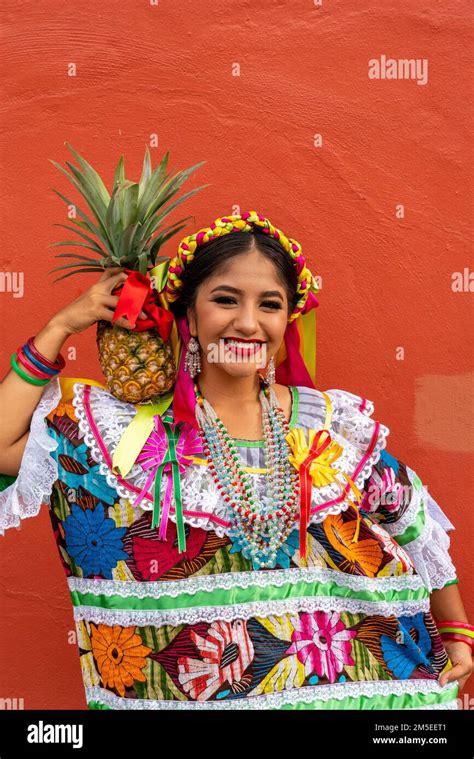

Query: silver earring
[184,336,201,378]
[266,355,276,385]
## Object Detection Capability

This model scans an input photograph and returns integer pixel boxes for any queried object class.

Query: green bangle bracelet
[10,353,51,386]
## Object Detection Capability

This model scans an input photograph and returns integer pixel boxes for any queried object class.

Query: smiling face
[186,246,290,381]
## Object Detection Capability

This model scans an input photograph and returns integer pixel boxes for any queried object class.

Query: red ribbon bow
[298,429,333,559]
[112,268,174,340]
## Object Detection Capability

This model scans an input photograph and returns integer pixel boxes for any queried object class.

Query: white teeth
[224,340,262,348]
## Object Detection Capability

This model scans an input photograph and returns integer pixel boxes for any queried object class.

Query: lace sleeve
[360,448,458,593]
[0,376,62,536]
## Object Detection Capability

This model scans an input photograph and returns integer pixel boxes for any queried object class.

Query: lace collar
[72,382,389,536]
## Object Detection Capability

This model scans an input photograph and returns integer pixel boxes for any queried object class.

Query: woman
[0,211,472,710]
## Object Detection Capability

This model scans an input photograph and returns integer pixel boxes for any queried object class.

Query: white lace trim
[379,468,458,592]
[402,510,458,593]
[72,383,390,537]
[363,452,458,593]
[73,595,429,627]
[0,377,62,535]
[84,680,458,710]
[68,567,426,600]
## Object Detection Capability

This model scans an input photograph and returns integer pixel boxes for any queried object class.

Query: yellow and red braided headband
[164,210,320,323]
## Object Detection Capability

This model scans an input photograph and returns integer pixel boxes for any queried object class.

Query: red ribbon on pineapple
[112,269,174,339]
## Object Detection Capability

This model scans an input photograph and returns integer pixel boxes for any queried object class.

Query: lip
[221,337,266,344]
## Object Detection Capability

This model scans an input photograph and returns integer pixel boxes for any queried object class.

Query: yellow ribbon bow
[285,427,364,556]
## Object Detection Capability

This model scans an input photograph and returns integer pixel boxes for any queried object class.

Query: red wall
[1,0,472,708]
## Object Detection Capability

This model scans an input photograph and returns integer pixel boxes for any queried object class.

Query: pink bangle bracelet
[440,633,474,650]
[16,348,54,379]
[27,336,65,371]
[436,620,474,630]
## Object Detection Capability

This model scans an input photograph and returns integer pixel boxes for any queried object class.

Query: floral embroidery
[47,401,78,423]
[380,612,434,679]
[177,620,254,700]
[90,623,152,697]
[286,611,356,683]
[63,503,128,578]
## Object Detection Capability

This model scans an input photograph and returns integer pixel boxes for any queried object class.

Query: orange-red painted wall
[1,0,472,707]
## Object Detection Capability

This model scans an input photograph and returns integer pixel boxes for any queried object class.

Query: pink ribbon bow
[132,416,203,543]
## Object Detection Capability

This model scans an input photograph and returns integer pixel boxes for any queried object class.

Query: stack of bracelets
[11,337,65,386]
[437,620,474,651]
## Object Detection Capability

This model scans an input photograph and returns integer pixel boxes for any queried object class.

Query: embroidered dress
[0,377,460,710]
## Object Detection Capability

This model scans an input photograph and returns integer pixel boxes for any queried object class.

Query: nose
[230,302,261,335]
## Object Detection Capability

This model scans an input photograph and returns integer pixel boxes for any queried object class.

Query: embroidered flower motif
[90,623,152,697]
[380,613,433,679]
[322,512,383,576]
[177,620,254,701]
[47,402,77,423]
[361,463,404,514]
[63,502,128,578]
[286,611,356,683]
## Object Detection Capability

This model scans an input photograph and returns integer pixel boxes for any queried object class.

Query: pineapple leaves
[117,222,141,263]
[142,184,209,240]
[141,161,207,223]
[49,260,105,272]
[119,182,139,230]
[105,183,126,260]
[137,146,152,204]
[64,142,111,207]
[49,143,207,281]
[49,223,108,255]
[113,155,126,187]
[53,253,110,265]
[136,151,170,218]
[149,222,189,258]
[50,187,115,258]
[51,268,107,283]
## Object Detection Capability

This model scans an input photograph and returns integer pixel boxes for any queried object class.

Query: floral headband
[163,210,320,323]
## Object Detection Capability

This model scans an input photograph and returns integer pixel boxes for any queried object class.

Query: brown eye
[262,301,282,309]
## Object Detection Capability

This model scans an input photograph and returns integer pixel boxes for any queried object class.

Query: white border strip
[73,596,430,626]
[85,679,459,711]
[67,567,426,600]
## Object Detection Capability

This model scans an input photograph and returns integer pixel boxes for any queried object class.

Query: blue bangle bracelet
[22,343,59,375]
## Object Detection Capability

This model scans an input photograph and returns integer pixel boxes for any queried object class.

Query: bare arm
[430,583,469,624]
[431,583,473,691]
[0,268,141,474]
[0,317,71,450]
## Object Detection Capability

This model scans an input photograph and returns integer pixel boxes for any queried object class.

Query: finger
[104,272,129,294]
[138,310,147,320]
[97,308,115,322]
[439,662,468,686]
[97,267,124,281]
[102,295,120,310]
[98,311,132,329]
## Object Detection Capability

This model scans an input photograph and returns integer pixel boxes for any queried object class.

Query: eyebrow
[210,285,284,300]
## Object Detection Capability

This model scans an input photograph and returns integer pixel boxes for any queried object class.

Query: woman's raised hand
[50,268,147,336]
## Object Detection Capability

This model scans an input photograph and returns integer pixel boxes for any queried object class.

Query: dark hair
[168,230,299,321]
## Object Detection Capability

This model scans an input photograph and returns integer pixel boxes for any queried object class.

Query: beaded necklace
[193,375,300,568]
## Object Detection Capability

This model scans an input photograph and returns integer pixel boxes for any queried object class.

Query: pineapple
[96,322,176,403]
[49,142,207,403]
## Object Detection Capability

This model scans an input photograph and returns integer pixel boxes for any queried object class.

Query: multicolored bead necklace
[193,375,300,568]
